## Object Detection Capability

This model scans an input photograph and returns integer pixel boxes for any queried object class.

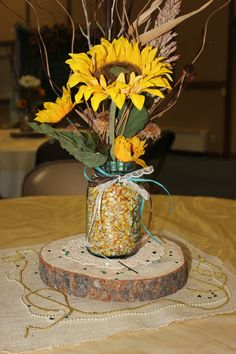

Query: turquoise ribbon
[84,166,172,245]
[94,166,112,177]
[83,166,93,181]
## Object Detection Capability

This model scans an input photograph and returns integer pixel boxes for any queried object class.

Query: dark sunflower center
[94,61,141,84]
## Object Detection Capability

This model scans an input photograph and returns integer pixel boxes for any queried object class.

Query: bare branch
[79,24,91,46]
[108,0,116,40]
[116,0,127,37]
[56,0,76,53]
[96,21,106,36]
[24,0,60,96]
[81,0,92,48]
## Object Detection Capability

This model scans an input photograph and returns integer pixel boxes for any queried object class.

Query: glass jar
[86,161,145,258]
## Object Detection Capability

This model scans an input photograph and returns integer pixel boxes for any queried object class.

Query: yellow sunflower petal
[132,42,142,68]
[148,77,170,88]
[134,158,147,168]
[115,81,127,90]
[113,93,126,109]
[65,36,172,111]
[114,135,147,166]
[89,43,107,60]
[67,73,81,88]
[66,53,91,72]
[91,92,109,111]
[114,135,132,162]
[129,93,145,110]
[106,87,119,101]
[44,102,55,109]
[129,72,136,84]
[74,86,85,103]
[142,62,151,76]
[99,74,107,89]
[83,87,95,101]
[162,77,172,88]
[144,88,165,98]
[116,72,126,83]
[35,87,74,124]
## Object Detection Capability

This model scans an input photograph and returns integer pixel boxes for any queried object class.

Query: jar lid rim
[98,161,136,174]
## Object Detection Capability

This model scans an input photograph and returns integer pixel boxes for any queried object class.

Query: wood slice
[39,235,188,302]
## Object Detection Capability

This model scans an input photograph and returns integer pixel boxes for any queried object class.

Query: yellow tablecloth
[0,194,236,353]
[0,129,48,197]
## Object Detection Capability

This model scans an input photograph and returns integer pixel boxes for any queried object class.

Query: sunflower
[114,135,147,167]
[34,87,74,124]
[66,37,172,112]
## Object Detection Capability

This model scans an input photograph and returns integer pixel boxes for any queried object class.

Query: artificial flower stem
[120,106,131,136]
[115,102,131,135]
[115,104,128,134]
[109,101,116,161]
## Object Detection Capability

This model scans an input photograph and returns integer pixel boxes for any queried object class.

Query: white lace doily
[63,235,165,270]
[1,231,236,353]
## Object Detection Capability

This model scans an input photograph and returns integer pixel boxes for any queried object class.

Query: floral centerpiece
[29,0,228,257]
[29,0,226,167]
[32,37,172,167]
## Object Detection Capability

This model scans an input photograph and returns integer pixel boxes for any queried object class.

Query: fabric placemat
[1,230,236,353]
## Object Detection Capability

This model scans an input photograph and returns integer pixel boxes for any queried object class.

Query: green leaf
[29,122,108,167]
[117,105,148,138]
[29,122,88,151]
[79,129,99,150]
[58,139,107,167]
[97,142,110,156]
[29,122,56,135]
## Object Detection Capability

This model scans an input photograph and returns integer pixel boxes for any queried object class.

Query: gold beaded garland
[2,245,230,337]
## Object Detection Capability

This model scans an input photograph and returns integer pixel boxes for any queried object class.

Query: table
[0,129,48,198]
[0,194,236,353]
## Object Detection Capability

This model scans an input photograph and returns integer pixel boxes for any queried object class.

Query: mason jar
[86,161,145,258]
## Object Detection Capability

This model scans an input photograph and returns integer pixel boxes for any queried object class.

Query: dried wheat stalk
[154,0,181,61]
[139,0,216,45]
[148,0,181,110]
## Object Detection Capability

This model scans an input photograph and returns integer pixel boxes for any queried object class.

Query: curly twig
[56,0,76,53]
[24,0,60,96]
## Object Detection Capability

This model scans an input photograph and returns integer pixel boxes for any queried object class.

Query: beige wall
[0,1,70,41]
[175,1,229,81]
[160,1,230,154]
[160,89,226,153]
[128,1,232,154]
[0,1,25,42]
[29,0,68,28]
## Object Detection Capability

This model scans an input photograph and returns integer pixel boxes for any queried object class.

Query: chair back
[35,139,74,166]
[22,160,89,196]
